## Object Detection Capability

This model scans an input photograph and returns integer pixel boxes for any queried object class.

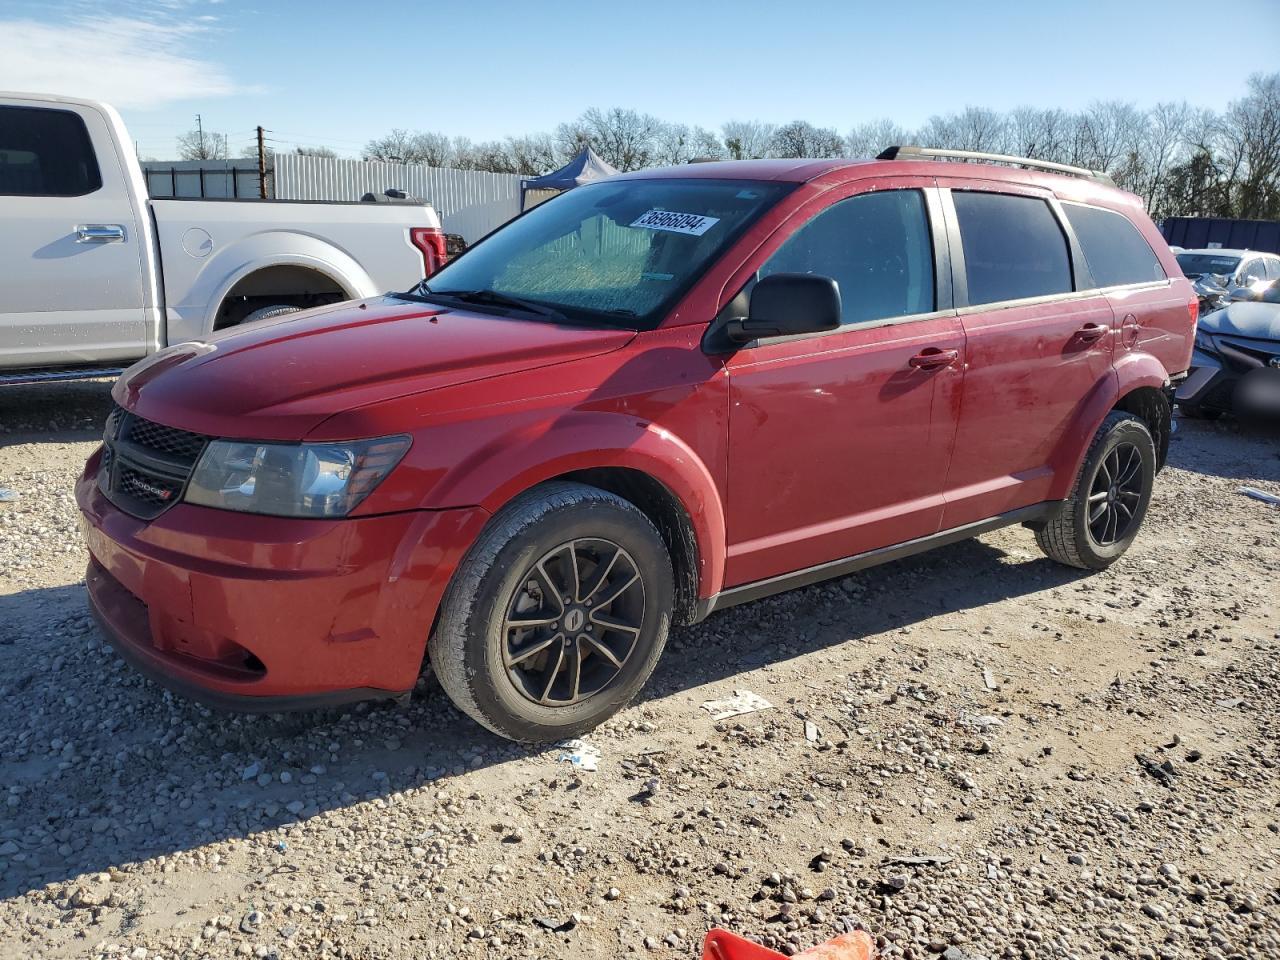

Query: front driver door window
[722,184,966,587]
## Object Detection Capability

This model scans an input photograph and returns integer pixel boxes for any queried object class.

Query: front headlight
[185,436,410,518]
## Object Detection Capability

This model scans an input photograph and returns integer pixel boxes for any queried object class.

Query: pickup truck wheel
[240,304,302,325]
[1035,411,1156,571]
[431,482,673,743]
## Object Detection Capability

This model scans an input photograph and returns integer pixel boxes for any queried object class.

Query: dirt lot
[0,381,1277,960]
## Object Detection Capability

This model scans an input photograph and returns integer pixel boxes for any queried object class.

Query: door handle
[76,225,126,243]
[908,347,959,370]
[1075,322,1109,342]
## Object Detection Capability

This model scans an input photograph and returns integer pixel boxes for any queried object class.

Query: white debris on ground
[1,381,1278,960]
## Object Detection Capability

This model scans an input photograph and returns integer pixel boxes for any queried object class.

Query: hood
[1200,301,1280,342]
[114,296,634,439]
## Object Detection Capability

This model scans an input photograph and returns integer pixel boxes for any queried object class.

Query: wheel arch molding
[421,411,726,614]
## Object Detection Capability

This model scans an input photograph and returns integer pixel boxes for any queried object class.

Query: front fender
[428,411,727,599]
[164,232,379,342]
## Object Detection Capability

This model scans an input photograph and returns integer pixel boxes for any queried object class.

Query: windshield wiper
[414,286,568,322]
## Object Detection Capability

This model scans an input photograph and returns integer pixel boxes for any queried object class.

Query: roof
[614,157,1135,201]
[615,158,874,183]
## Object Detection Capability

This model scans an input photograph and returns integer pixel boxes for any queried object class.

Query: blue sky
[2,0,1278,159]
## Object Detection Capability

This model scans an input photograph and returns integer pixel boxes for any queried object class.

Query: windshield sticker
[630,209,720,236]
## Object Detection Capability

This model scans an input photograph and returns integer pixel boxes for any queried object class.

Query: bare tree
[654,123,724,165]
[845,119,908,158]
[176,128,229,160]
[363,129,452,166]
[1218,73,1280,219]
[504,134,558,176]
[349,75,1278,213]
[916,107,1006,153]
[722,120,776,160]
[1131,102,1194,213]
[770,120,844,159]
[556,108,662,172]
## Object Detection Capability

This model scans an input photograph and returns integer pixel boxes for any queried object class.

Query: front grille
[1218,336,1280,374]
[125,417,209,461]
[99,405,209,520]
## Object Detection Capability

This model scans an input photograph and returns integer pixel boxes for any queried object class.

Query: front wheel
[430,482,673,743]
[1035,411,1157,570]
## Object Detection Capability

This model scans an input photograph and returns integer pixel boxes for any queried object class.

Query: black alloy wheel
[1085,442,1145,547]
[503,538,645,706]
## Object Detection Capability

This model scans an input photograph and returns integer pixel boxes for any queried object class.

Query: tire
[431,481,673,743]
[1035,411,1157,571]
[240,304,302,325]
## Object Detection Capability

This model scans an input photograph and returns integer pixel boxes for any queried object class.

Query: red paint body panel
[78,157,1195,709]
[77,448,488,698]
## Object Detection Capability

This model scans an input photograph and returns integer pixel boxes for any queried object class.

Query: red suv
[77,147,1195,742]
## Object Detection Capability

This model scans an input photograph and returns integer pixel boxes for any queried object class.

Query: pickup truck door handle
[1075,322,1109,342]
[908,347,960,370]
[76,225,126,243]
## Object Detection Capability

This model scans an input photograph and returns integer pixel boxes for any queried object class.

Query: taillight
[410,227,448,277]
[1187,296,1199,326]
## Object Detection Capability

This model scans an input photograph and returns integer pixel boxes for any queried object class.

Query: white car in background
[1175,247,1280,292]
[0,92,446,384]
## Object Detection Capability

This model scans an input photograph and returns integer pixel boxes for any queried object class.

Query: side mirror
[726,273,842,344]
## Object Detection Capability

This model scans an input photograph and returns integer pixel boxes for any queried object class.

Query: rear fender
[428,411,727,599]
[1048,354,1169,499]
[165,233,378,342]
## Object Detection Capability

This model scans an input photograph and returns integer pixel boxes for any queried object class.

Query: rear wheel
[431,482,673,743]
[1035,412,1156,570]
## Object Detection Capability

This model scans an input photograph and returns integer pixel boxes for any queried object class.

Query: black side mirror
[726,273,841,344]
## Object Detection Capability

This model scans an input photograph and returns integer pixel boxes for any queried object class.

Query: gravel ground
[1,381,1278,960]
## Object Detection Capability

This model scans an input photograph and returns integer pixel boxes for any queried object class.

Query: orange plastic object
[702,928,876,960]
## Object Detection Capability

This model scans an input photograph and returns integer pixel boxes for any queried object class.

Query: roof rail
[877,145,1116,187]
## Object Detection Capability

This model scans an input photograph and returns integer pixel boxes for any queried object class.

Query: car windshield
[1176,253,1241,277]
[403,178,791,329]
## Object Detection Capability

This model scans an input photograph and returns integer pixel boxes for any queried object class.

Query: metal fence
[143,160,266,199]
[275,155,541,243]
[1160,217,1280,255]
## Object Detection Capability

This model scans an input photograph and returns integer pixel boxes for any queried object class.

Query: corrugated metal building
[274,155,555,244]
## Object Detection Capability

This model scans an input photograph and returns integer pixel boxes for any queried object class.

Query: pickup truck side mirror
[726,273,842,344]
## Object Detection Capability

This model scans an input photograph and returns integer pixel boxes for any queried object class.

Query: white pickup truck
[0,92,446,384]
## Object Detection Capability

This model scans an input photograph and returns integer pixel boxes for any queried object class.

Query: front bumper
[76,452,489,710]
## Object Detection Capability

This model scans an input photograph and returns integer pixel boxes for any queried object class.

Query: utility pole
[256,126,268,199]
[196,114,205,158]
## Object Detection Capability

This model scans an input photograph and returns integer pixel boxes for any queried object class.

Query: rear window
[0,105,102,197]
[952,191,1072,305]
[1063,203,1166,287]
[1175,253,1241,278]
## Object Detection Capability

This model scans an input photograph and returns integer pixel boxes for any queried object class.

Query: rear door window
[952,191,1072,305]
[1062,203,1166,287]
[760,189,935,325]
[0,105,102,197]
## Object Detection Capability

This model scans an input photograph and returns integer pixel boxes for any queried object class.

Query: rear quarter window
[1063,203,1166,288]
[952,191,1072,305]
[0,105,102,197]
